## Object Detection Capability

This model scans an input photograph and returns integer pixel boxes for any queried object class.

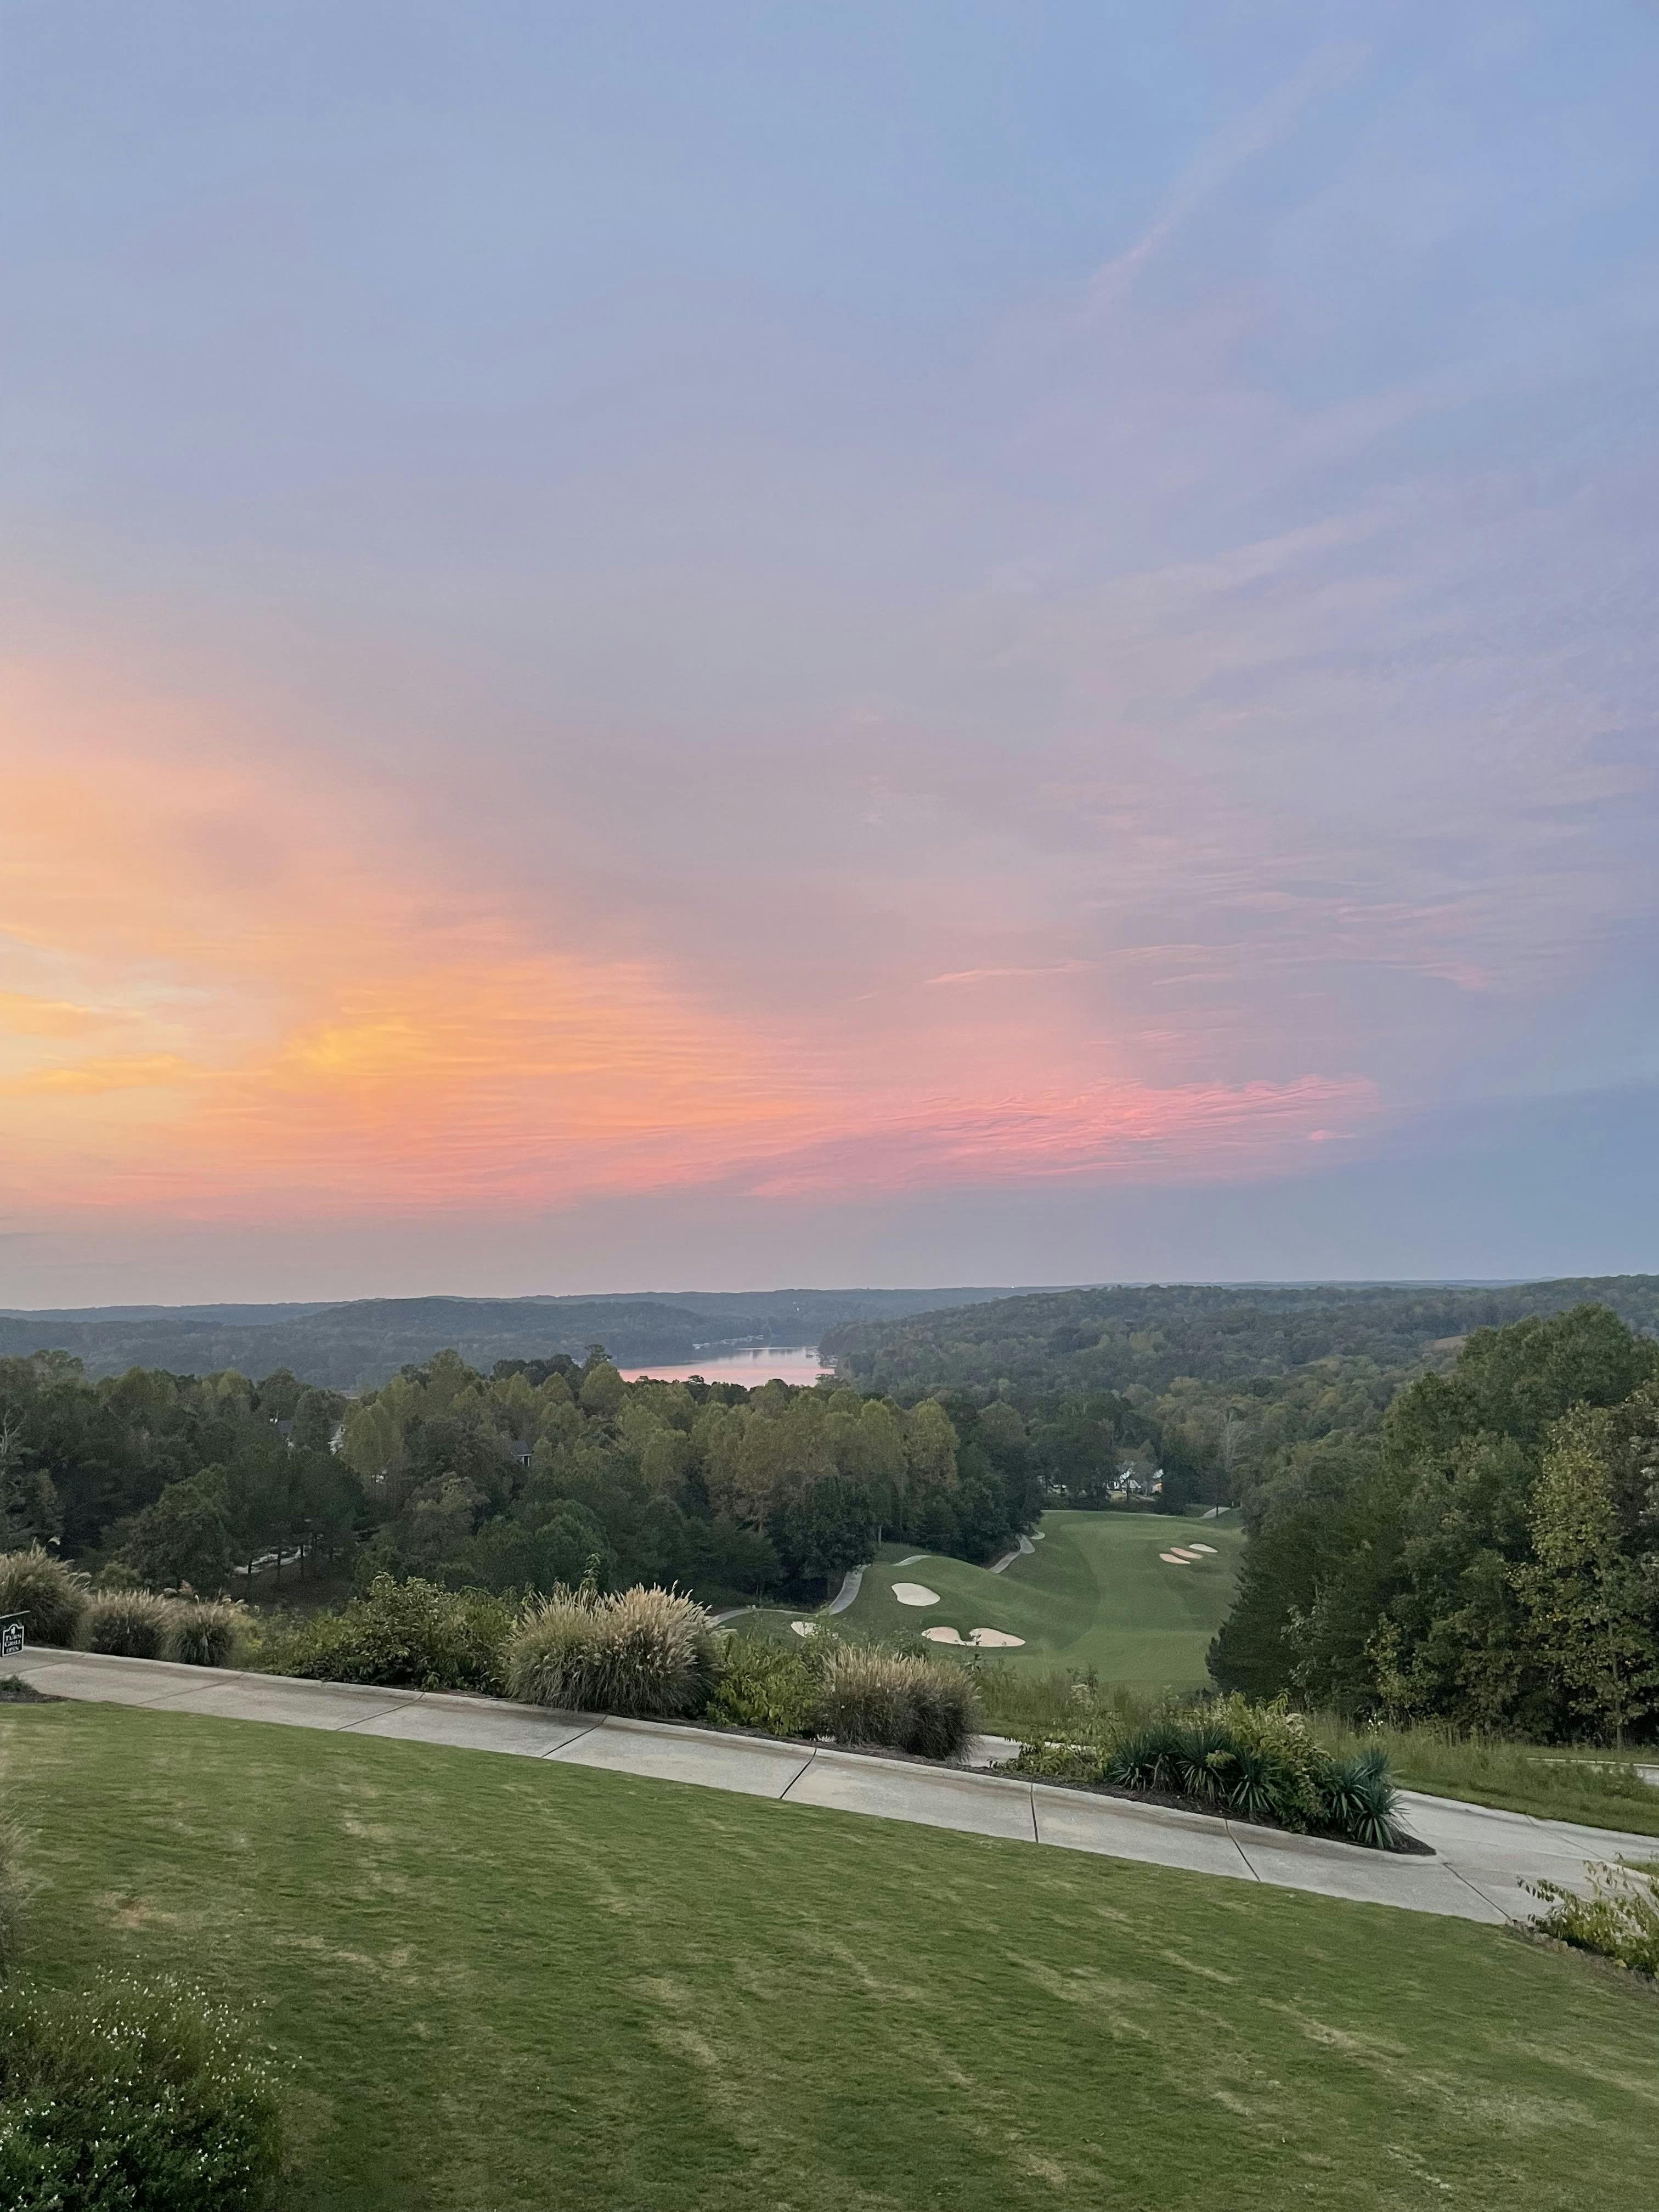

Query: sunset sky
[3,3,1656,1305]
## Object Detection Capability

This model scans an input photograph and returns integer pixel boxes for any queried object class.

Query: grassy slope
[7,1703,1658,2212]
[830,1511,1243,1687]
[1315,1720,1659,1841]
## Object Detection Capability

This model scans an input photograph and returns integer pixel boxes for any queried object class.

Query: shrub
[0,1971,282,2211]
[1529,1861,1659,1978]
[507,1584,717,1718]
[267,1575,512,1695]
[168,1597,245,1668]
[812,1644,980,1762]
[1013,1735,1102,1784]
[85,1589,173,1660]
[704,1635,818,1737]
[0,1545,88,1648]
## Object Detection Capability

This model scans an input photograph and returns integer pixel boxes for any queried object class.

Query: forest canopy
[1209,1305,1659,1742]
[0,1347,1040,1606]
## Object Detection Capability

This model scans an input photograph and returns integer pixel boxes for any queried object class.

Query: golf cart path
[12,1644,1649,1926]
[826,1566,864,1613]
[988,1533,1037,1574]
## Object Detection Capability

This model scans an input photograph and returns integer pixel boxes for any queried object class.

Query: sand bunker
[892,1582,940,1607]
[922,1626,1026,1647]
[789,1620,816,1637]
[1167,1547,1204,1560]
[1188,1542,1217,1555]
[1159,1551,1194,1565]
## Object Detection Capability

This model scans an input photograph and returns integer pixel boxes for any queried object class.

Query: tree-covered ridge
[1211,1305,1659,1742]
[0,1347,1041,1607]
[0,1286,1020,1388]
[821,1277,1659,1399]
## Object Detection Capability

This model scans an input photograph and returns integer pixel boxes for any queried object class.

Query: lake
[618,1345,830,1387]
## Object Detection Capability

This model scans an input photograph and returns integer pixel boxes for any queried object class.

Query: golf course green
[5,1698,1656,2211]
[733,1509,1243,1689]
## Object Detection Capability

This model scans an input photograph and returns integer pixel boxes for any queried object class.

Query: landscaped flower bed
[1010,1694,1410,1850]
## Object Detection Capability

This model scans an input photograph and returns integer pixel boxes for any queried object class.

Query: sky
[2,1,1657,1306]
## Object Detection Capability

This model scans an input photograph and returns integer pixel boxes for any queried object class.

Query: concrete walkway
[11,1644,1654,1926]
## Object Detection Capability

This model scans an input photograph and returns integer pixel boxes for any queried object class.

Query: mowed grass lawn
[830,1510,1243,1686]
[7,1702,1659,2211]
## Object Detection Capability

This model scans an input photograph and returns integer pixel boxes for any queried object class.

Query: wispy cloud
[1085,40,1371,312]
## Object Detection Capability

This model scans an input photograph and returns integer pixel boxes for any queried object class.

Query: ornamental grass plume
[168,1596,246,1668]
[507,1583,717,1718]
[0,1544,88,1647]
[598,1583,720,1716]
[812,1642,980,1761]
[84,1588,173,1660]
[903,1660,981,1762]
[812,1643,916,1750]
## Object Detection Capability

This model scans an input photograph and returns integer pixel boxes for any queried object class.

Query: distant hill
[819,1276,1659,1399]
[0,1286,1026,1389]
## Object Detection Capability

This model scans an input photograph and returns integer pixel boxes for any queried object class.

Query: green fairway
[821,1510,1243,1687]
[6,1702,1658,2211]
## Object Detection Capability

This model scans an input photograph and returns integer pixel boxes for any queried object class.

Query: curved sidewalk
[12,1643,1652,1926]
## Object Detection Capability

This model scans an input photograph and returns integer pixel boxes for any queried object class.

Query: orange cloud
[0,994,125,1038]
[0,653,1378,1226]
[2,1055,197,1097]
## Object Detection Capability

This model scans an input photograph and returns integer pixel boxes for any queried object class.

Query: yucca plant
[1220,1741,1290,1825]
[0,1544,88,1647]
[1107,1719,1190,1797]
[84,1588,172,1659]
[1171,1719,1235,1807]
[168,1596,245,1668]
[1319,1747,1403,1850]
